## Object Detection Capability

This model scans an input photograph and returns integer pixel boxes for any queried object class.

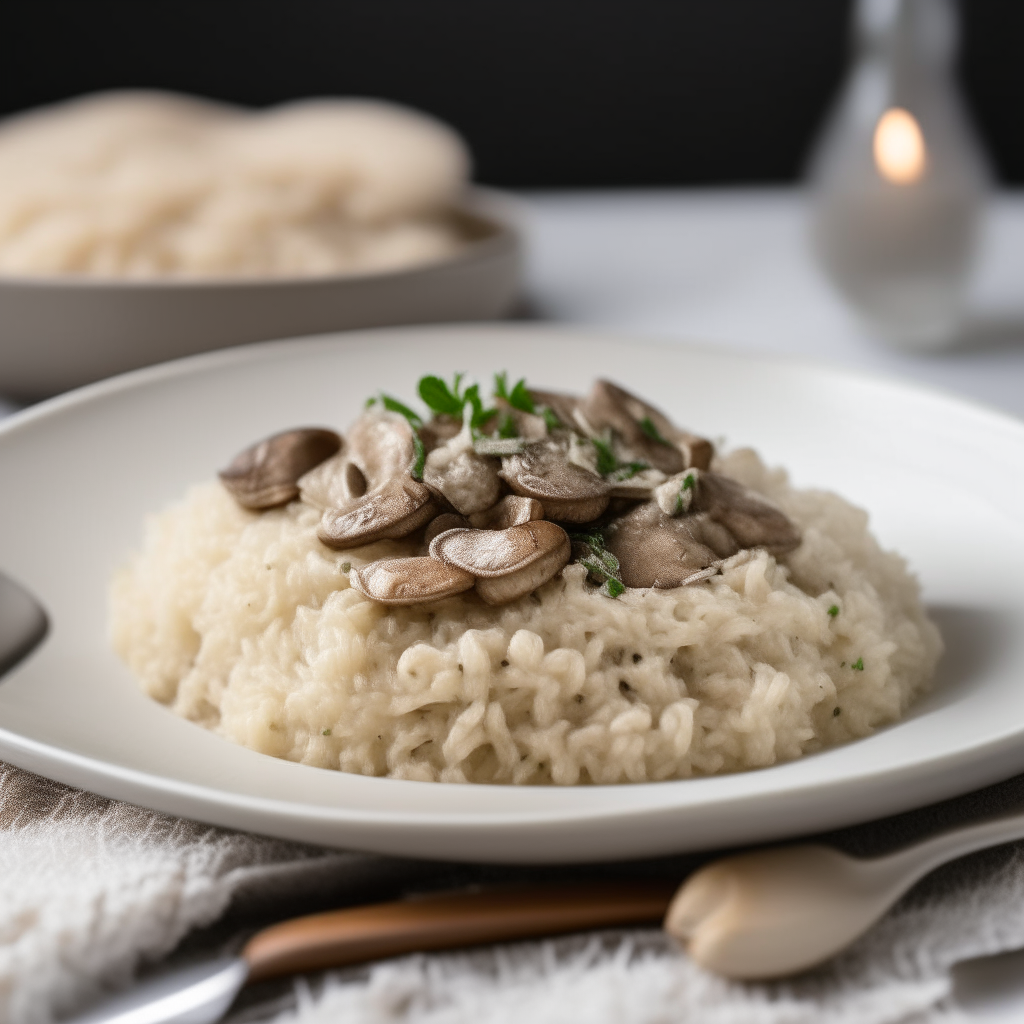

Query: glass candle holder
[809,0,989,350]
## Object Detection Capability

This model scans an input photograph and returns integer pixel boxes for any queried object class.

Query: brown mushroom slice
[499,443,610,523]
[680,434,714,471]
[423,439,503,515]
[468,495,545,530]
[693,471,802,555]
[423,512,470,547]
[431,521,572,606]
[318,477,437,550]
[528,389,582,433]
[299,410,415,512]
[351,557,475,606]
[604,502,729,589]
[220,428,342,509]
[577,380,685,476]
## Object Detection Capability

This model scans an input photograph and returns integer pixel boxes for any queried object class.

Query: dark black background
[3,1,1021,186]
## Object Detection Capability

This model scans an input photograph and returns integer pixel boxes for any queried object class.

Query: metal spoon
[665,808,1024,978]
[0,569,47,678]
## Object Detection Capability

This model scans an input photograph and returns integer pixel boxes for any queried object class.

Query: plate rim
[2,323,1023,862]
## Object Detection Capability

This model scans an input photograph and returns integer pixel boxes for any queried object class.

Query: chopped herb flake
[852,657,864,671]
[498,413,519,439]
[410,432,426,480]
[541,406,562,431]
[322,728,332,736]
[341,562,351,573]
[591,437,619,476]
[602,578,626,598]
[610,460,649,482]
[828,604,840,617]
[639,416,672,446]
[493,371,510,400]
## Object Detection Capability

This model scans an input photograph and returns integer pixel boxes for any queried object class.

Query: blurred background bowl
[0,187,521,400]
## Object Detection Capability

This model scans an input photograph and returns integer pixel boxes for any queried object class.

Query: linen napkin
[5,760,1024,1024]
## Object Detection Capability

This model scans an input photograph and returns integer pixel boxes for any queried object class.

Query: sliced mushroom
[528,389,582,433]
[299,410,414,512]
[430,521,572,606]
[693,471,801,554]
[422,430,503,515]
[351,557,475,606]
[499,442,610,523]
[318,477,437,550]
[220,428,342,510]
[604,502,731,589]
[680,434,714,471]
[468,495,545,530]
[577,380,685,476]
[424,512,470,547]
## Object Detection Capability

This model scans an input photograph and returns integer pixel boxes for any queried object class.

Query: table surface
[522,187,1024,422]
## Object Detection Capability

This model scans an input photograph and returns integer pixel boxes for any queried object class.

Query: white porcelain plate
[1,325,1022,864]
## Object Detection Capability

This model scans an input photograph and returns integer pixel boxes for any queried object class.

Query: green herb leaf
[322,728,332,736]
[410,432,426,480]
[341,562,351,573]
[493,371,510,400]
[591,437,619,476]
[509,378,535,413]
[364,396,378,409]
[602,578,626,599]
[682,472,696,491]
[828,604,840,618]
[639,416,672,446]
[418,375,464,416]
[379,393,423,428]
[498,413,519,439]
[610,460,649,482]
[851,657,864,671]
[541,407,562,431]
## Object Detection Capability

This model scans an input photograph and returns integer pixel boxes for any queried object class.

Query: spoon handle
[243,882,675,982]
[878,807,1024,889]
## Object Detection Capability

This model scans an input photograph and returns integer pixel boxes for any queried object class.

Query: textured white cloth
[279,848,1024,1024]
[5,759,1024,1024]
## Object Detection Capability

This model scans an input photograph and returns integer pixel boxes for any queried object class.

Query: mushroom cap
[220,428,341,509]
[318,476,437,549]
[578,380,685,476]
[499,443,610,523]
[423,439,503,515]
[423,512,470,547]
[604,502,729,589]
[351,557,475,605]
[468,494,545,530]
[528,389,583,434]
[298,409,414,512]
[429,520,569,578]
[693,472,801,554]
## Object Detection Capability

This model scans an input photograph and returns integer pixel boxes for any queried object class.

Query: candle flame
[873,108,926,185]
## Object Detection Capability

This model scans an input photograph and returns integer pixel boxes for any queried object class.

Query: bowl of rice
[0,92,521,398]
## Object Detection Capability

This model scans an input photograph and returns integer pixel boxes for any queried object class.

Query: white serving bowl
[0,188,521,399]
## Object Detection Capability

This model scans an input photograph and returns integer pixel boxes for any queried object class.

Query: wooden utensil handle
[243,882,676,982]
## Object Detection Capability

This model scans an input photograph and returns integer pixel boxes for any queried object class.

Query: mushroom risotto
[111,375,941,784]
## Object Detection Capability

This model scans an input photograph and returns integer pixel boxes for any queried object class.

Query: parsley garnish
[639,416,672,446]
[570,530,626,598]
[341,562,351,573]
[851,657,864,671]
[418,375,465,416]
[322,728,332,736]
[828,604,840,618]
[590,437,619,476]
[541,406,562,431]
